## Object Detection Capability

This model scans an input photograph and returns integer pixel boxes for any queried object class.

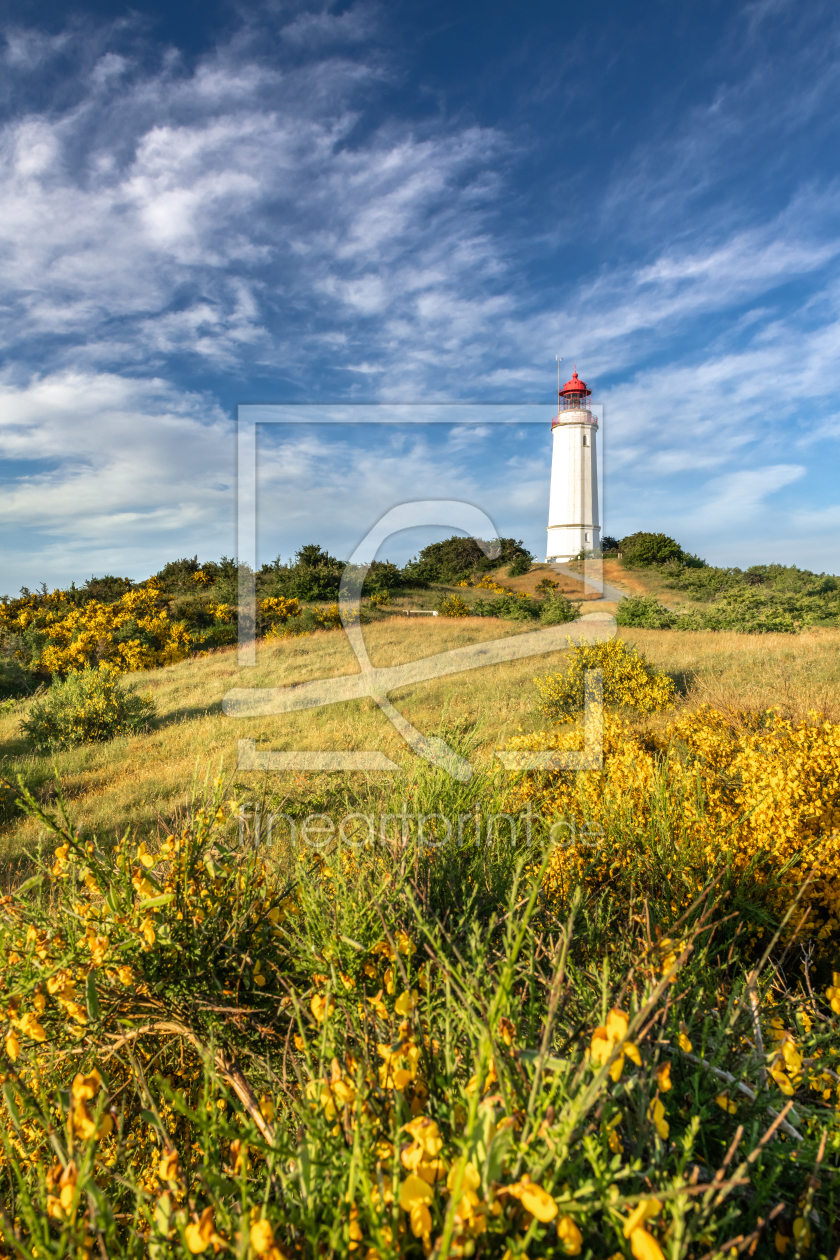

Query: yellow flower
[185,1206,224,1254]
[348,1206,363,1251]
[62,999,88,1025]
[504,1175,558,1223]
[117,966,134,986]
[826,972,840,1015]
[557,1215,583,1255]
[18,1012,47,1043]
[72,1098,113,1140]
[403,1149,446,1186]
[49,1161,79,1219]
[655,1062,672,1091]
[447,1161,480,1194]
[5,1028,20,1061]
[647,1097,669,1140]
[658,938,684,976]
[399,1175,434,1242]
[52,843,70,874]
[395,990,417,1017]
[768,1063,795,1096]
[259,1094,275,1122]
[306,1077,336,1120]
[71,1070,102,1103]
[403,1116,443,1157]
[589,1009,641,1081]
[677,1023,692,1053]
[311,993,335,1022]
[783,1041,802,1071]
[715,1092,737,1114]
[629,1229,665,1260]
[250,1219,276,1255]
[159,1148,182,1183]
[498,1017,517,1046]
[792,1216,811,1249]
[623,1199,662,1239]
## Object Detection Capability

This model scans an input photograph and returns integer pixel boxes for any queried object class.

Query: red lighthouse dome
[560,368,591,399]
[556,366,592,413]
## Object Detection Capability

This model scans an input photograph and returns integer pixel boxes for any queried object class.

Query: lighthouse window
[582,435,588,446]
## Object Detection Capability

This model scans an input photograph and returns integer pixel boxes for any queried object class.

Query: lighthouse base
[545,524,600,563]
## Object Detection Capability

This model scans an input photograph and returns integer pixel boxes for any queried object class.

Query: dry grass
[3,615,839,863]
[0,618,561,859]
[622,625,840,722]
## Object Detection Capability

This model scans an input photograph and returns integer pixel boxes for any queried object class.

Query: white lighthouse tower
[545,367,600,562]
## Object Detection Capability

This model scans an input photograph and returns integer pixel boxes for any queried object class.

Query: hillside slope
[3,614,840,862]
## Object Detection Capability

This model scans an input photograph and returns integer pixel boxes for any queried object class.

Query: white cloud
[0,27,507,385]
[688,464,806,527]
[0,370,234,590]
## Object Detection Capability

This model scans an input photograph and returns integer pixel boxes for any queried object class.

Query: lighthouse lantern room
[545,367,600,562]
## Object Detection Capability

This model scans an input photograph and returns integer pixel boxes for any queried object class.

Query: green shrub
[676,598,798,634]
[507,552,533,577]
[473,594,538,621]
[538,592,578,624]
[0,655,38,700]
[615,595,677,629]
[405,535,531,583]
[19,664,155,752]
[620,531,684,566]
[620,532,705,569]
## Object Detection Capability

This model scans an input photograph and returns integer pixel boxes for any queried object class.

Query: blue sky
[1,0,840,590]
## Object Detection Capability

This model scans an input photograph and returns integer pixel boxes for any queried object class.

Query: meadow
[3,547,840,1258]
[3,619,840,862]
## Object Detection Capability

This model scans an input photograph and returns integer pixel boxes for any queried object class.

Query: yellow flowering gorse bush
[0,582,191,676]
[534,637,676,721]
[507,699,840,939]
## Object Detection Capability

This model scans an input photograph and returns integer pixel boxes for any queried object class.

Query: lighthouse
[545,367,600,562]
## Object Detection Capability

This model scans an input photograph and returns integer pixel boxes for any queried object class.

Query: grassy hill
[587,546,840,632]
[3,611,840,863]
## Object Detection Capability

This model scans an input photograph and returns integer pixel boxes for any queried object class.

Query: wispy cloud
[2,1,840,584]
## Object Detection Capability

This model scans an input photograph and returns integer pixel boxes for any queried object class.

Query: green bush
[19,664,155,752]
[0,655,38,700]
[620,532,705,569]
[620,532,684,567]
[507,552,533,577]
[615,595,677,629]
[538,592,578,624]
[473,594,538,621]
[405,536,531,584]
